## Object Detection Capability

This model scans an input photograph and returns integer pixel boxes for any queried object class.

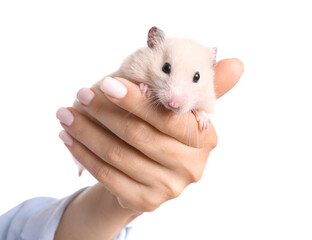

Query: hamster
[97,26,217,130]
[73,27,217,175]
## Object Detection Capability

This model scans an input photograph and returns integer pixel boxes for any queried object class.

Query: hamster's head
[146,27,216,114]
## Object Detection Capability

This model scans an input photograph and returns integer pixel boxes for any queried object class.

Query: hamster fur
[73,26,217,175]
[94,27,216,128]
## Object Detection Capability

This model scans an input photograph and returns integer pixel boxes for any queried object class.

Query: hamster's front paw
[139,83,152,98]
[193,110,211,131]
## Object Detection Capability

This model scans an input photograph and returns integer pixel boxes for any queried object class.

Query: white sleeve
[0,187,131,240]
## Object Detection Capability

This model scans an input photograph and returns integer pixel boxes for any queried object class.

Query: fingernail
[77,88,95,105]
[59,130,73,146]
[100,77,127,99]
[56,107,74,126]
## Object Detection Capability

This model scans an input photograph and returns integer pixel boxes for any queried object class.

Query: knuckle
[180,159,203,183]
[166,183,184,199]
[124,119,151,147]
[93,164,111,183]
[188,167,203,183]
[131,186,163,212]
[105,144,123,163]
[160,177,184,199]
[130,197,148,213]
[139,194,161,212]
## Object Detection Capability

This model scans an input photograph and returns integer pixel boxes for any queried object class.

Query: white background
[0,0,311,239]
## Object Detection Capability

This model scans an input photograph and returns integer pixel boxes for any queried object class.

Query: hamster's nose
[168,94,186,109]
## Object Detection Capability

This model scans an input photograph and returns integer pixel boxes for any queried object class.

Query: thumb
[214,58,244,99]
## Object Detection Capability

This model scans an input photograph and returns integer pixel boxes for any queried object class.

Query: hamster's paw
[193,110,211,131]
[139,83,152,98]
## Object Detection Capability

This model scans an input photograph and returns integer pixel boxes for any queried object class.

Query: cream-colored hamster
[74,26,217,175]
[96,26,216,130]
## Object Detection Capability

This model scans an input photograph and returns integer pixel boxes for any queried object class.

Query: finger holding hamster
[75,84,213,148]
[57,109,210,212]
[58,128,169,213]
[58,129,146,211]
[70,90,209,169]
[96,76,213,148]
[57,107,177,184]
[95,58,243,147]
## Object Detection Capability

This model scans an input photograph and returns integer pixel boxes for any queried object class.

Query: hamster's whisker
[186,114,192,147]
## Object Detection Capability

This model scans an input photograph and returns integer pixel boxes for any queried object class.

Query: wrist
[55,183,140,240]
[95,182,141,221]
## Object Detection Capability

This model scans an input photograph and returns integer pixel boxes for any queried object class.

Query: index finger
[102,58,244,147]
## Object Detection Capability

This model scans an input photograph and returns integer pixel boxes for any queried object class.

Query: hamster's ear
[211,47,217,66]
[147,26,165,48]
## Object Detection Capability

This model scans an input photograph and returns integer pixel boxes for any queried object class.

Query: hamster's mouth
[157,96,186,114]
[163,103,183,114]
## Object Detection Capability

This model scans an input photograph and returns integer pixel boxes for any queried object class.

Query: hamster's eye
[193,72,200,83]
[162,62,171,74]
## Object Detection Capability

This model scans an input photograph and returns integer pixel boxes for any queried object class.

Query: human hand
[56,58,244,213]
